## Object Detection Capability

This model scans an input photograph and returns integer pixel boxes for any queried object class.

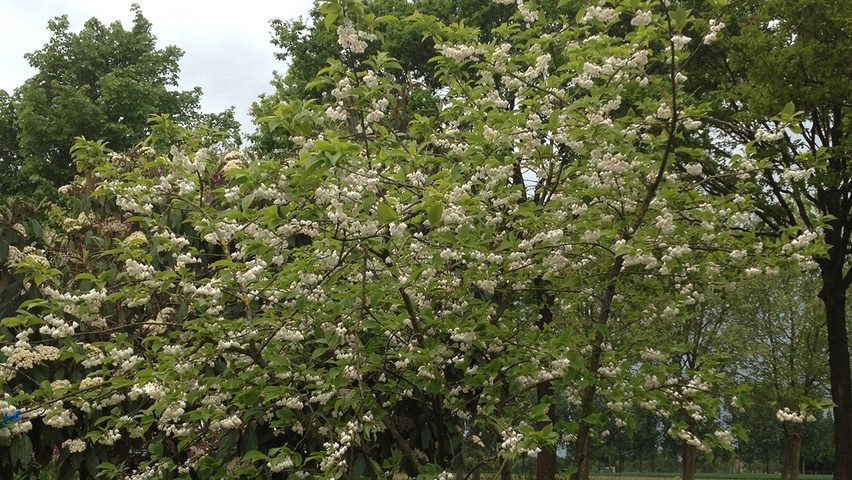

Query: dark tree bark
[820,260,852,480]
[569,343,601,480]
[781,422,803,480]
[535,277,557,480]
[681,417,697,480]
[536,381,557,480]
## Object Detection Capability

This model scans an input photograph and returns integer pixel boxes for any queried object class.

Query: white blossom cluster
[125,258,155,281]
[754,127,785,142]
[337,21,376,54]
[670,427,710,453]
[782,229,818,253]
[631,10,652,26]
[776,407,816,423]
[438,44,484,62]
[39,314,78,339]
[640,348,667,363]
[671,34,691,51]
[581,6,620,24]
[781,166,814,183]
[6,246,49,268]
[62,438,87,453]
[704,19,726,44]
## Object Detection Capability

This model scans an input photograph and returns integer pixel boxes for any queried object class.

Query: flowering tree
[679,0,852,474]
[0,1,783,479]
[721,267,830,480]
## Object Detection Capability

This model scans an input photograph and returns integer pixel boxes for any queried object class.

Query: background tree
[249,0,517,154]
[0,4,205,201]
[724,266,829,480]
[681,1,852,475]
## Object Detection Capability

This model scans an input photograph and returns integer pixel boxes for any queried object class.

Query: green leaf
[27,219,42,239]
[241,427,259,452]
[583,413,607,425]
[427,204,443,227]
[531,403,551,420]
[243,450,268,462]
[242,193,255,211]
[215,430,240,459]
[10,434,32,466]
[325,12,339,30]
[670,7,692,31]
[420,428,432,450]
[352,455,367,479]
[378,203,397,221]
[149,440,164,457]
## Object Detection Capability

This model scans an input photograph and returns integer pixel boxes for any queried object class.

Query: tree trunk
[782,423,793,480]
[535,279,557,480]
[682,418,697,480]
[536,381,557,480]
[682,443,696,480]
[569,353,599,480]
[819,260,852,480]
[569,259,624,480]
[765,449,770,474]
[790,422,803,480]
[780,421,803,480]
[500,458,513,480]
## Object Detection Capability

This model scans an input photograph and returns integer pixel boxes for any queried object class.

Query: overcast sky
[0,0,316,135]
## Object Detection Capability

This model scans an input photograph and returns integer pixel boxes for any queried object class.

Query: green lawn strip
[588,475,832,480]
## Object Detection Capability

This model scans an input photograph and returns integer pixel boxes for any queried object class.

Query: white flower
[704,20,725,44]
[62,438,87,453]
[631,10,652,27]
[755,128,784,142]
[337,21,375,53]
[685,163,703,176]
[671,34,691,51]
[581,6,620,24]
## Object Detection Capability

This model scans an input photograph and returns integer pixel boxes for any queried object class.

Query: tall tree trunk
[782,423,793,480]
[500,458,513,480]
[781,421,803,480]
[682,417,697,480]
[819,260,852,480]
[569,349,600,480]
[536,381,557,480]
[765,448,770,474]
[569,259,624,480]
[790,422,803,480]
[535,278,557,480]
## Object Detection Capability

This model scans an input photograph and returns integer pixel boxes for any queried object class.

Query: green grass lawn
[588,474,832,480]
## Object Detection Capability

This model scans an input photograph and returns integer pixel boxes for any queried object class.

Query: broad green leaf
[378,202,397,221]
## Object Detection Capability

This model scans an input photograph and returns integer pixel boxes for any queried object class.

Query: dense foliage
[0,0,839,479]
